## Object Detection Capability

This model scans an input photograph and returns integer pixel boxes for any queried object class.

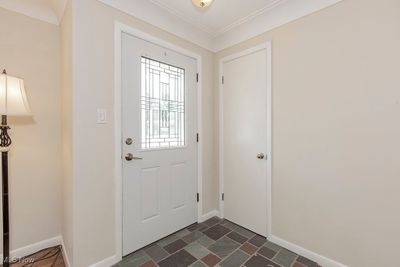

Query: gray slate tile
[157,234,180,247]
[208,236,240,259]
[183,230,205,243]
[190,261,207,267]
[273,248,298,267]
[220,250,250,267]
[203,224,231,241]
[197,235,215,248]
[188,223,207,232]
[203,217,222,227]
[144,244,169,262]
[264,241,282,252]
[164,239,187,254]
[248,235,267,247]
[176,228,191,238]
[185,242,210,259]
[158,249,197,267]
[297,256,318,267]
[227,231,248,244]
[235,226,256,239]
[120,251,150,267]
[257,246,276,259]
[220,220,238,230]
[244,255,281,267]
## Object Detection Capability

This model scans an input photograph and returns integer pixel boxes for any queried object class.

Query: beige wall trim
[269,235,348,267]
[218,42,273,237]
[114,21,204,263]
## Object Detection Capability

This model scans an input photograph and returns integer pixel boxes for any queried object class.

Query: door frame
[218,42,272,238]
[114,21,203,261]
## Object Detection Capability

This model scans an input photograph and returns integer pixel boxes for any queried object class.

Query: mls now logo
[10,256,35,265]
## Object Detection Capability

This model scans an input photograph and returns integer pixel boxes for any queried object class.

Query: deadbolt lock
[125,138,133,145]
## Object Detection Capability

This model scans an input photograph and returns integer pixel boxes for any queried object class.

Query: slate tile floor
[115,217,322,267]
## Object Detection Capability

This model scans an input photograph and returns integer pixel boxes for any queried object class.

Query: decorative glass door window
[141,57,186,149]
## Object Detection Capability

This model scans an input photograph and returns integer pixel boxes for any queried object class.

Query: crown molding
[97,0,215,51]
[215,0,287,37]
[149,0,289,38]
[97,0,342,52]
[1,0,343,51]
[148,0,216,36]
[0,0,58,24]
[0,0,68,25]
[214,0,343,51]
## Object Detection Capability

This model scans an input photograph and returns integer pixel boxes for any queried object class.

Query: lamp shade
[0,70,31,116]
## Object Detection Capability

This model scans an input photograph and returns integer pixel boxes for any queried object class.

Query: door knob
[125,153,142,161]
[257,153,265,159]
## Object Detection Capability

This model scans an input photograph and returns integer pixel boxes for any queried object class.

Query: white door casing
[219,43,272,237]
[121,32,198,255]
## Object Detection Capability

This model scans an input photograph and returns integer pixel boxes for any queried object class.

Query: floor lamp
[0,70,32,267]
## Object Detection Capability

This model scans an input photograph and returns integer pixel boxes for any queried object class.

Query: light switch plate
[97,109,107,124]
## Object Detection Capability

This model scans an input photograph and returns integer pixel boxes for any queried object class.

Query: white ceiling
[0,0,342,51]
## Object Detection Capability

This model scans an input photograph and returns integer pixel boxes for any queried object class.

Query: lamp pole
[1,70,12,267]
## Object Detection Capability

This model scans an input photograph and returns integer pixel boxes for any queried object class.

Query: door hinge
[222,193,224,201]
[197,193,200,202]
[222,76,224,85]
[196,73,199,83]
[196,133,199,143]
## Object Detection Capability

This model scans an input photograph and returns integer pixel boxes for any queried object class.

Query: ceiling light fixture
[192,0,214,9]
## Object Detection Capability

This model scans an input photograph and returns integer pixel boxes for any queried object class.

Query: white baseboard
[269,235,348,267]
[89,255,119,267]
[60,237,71,267]
[199,209,220,222]
[0,236,62,262]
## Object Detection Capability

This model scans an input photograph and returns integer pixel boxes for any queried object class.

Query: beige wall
[60,0,74,265]
[216,0,400,266]
[0,7,62,251]
[3,0,399,266]
[71,0,217,266]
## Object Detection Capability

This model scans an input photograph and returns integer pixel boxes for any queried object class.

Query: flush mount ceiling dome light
[192,0,214,8]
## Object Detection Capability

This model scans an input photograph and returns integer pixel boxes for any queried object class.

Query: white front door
[221,47,270,236]
[122,33,198,255]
